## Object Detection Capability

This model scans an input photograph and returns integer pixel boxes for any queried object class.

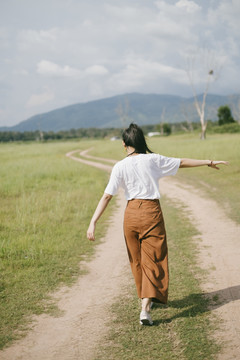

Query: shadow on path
[153,285,240,325]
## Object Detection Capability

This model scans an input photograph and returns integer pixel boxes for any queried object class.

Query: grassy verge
[0,140,114,349]
[95,198,220,360]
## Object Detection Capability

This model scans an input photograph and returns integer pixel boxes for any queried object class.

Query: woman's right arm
[180,159,228,170]
[87,193,113,241]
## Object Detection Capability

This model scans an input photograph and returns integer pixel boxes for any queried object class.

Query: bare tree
[37,122,44,141]
[180,102,194,132]
[115,96,130,128]
[186,50,221,139]
[229,94,240,123]
[159,107,166,135]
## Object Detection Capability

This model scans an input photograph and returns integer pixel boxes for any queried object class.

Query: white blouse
[105,153,181,200]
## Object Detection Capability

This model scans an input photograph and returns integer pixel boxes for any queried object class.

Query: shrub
[218,105,235,125]
[213,123,240,133]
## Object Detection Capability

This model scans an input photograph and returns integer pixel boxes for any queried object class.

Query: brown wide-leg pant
[124,199,169,304]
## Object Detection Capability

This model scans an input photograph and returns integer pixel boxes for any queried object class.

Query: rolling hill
[1,93,239,132]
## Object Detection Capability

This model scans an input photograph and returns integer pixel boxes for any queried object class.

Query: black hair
[122,123,153,154]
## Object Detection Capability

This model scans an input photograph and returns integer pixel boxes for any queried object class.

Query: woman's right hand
[87,222,96,241]
[209,160,229,170]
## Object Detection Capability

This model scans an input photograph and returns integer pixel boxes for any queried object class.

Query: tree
[186,50,221,139]
[163,123,172,136]
[180,102,194,132]
[218,105,235,125]
[156,120,172,136]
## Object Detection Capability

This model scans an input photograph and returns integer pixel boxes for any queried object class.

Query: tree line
[0,105,239,143]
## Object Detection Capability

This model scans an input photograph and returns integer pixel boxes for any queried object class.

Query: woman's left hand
[209,161,229,170]
[87,223,96,241]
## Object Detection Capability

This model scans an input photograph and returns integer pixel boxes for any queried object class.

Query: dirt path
[1,149,240,360]
[160,179,240,360]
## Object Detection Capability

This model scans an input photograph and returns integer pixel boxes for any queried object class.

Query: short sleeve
[151,154,181,177]
[104,163,122,195]
[159,155,181,176]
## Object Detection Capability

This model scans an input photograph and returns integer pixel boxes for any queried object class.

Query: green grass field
[0,140,114,348]
[151,133,240,223]
[0,133,239,357]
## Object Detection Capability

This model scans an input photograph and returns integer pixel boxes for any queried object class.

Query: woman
[87,123,227,326]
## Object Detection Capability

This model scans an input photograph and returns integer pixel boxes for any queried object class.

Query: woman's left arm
[180,159,228,170]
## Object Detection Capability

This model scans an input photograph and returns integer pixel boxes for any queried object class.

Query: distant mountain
[1,93,239,132]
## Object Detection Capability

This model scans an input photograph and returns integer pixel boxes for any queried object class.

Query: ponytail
[122,123,153,154]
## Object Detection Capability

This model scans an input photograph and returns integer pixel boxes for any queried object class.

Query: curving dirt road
[1,149,240,360]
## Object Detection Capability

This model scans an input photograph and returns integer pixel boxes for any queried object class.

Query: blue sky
[0,0,240,126]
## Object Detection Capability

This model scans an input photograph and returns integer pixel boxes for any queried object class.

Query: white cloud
[19,28,58,44]
[37,60,82,77]
[209,0,240,37]
[37,60,109,78]
[145,19,196,43]
[26,90,55,108]
[109,58,187,92]
[175,0,201,13]
[85,65,109,76]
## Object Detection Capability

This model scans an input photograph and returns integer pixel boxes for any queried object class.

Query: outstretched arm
[180,159,228,170]
[87,193,113,241]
